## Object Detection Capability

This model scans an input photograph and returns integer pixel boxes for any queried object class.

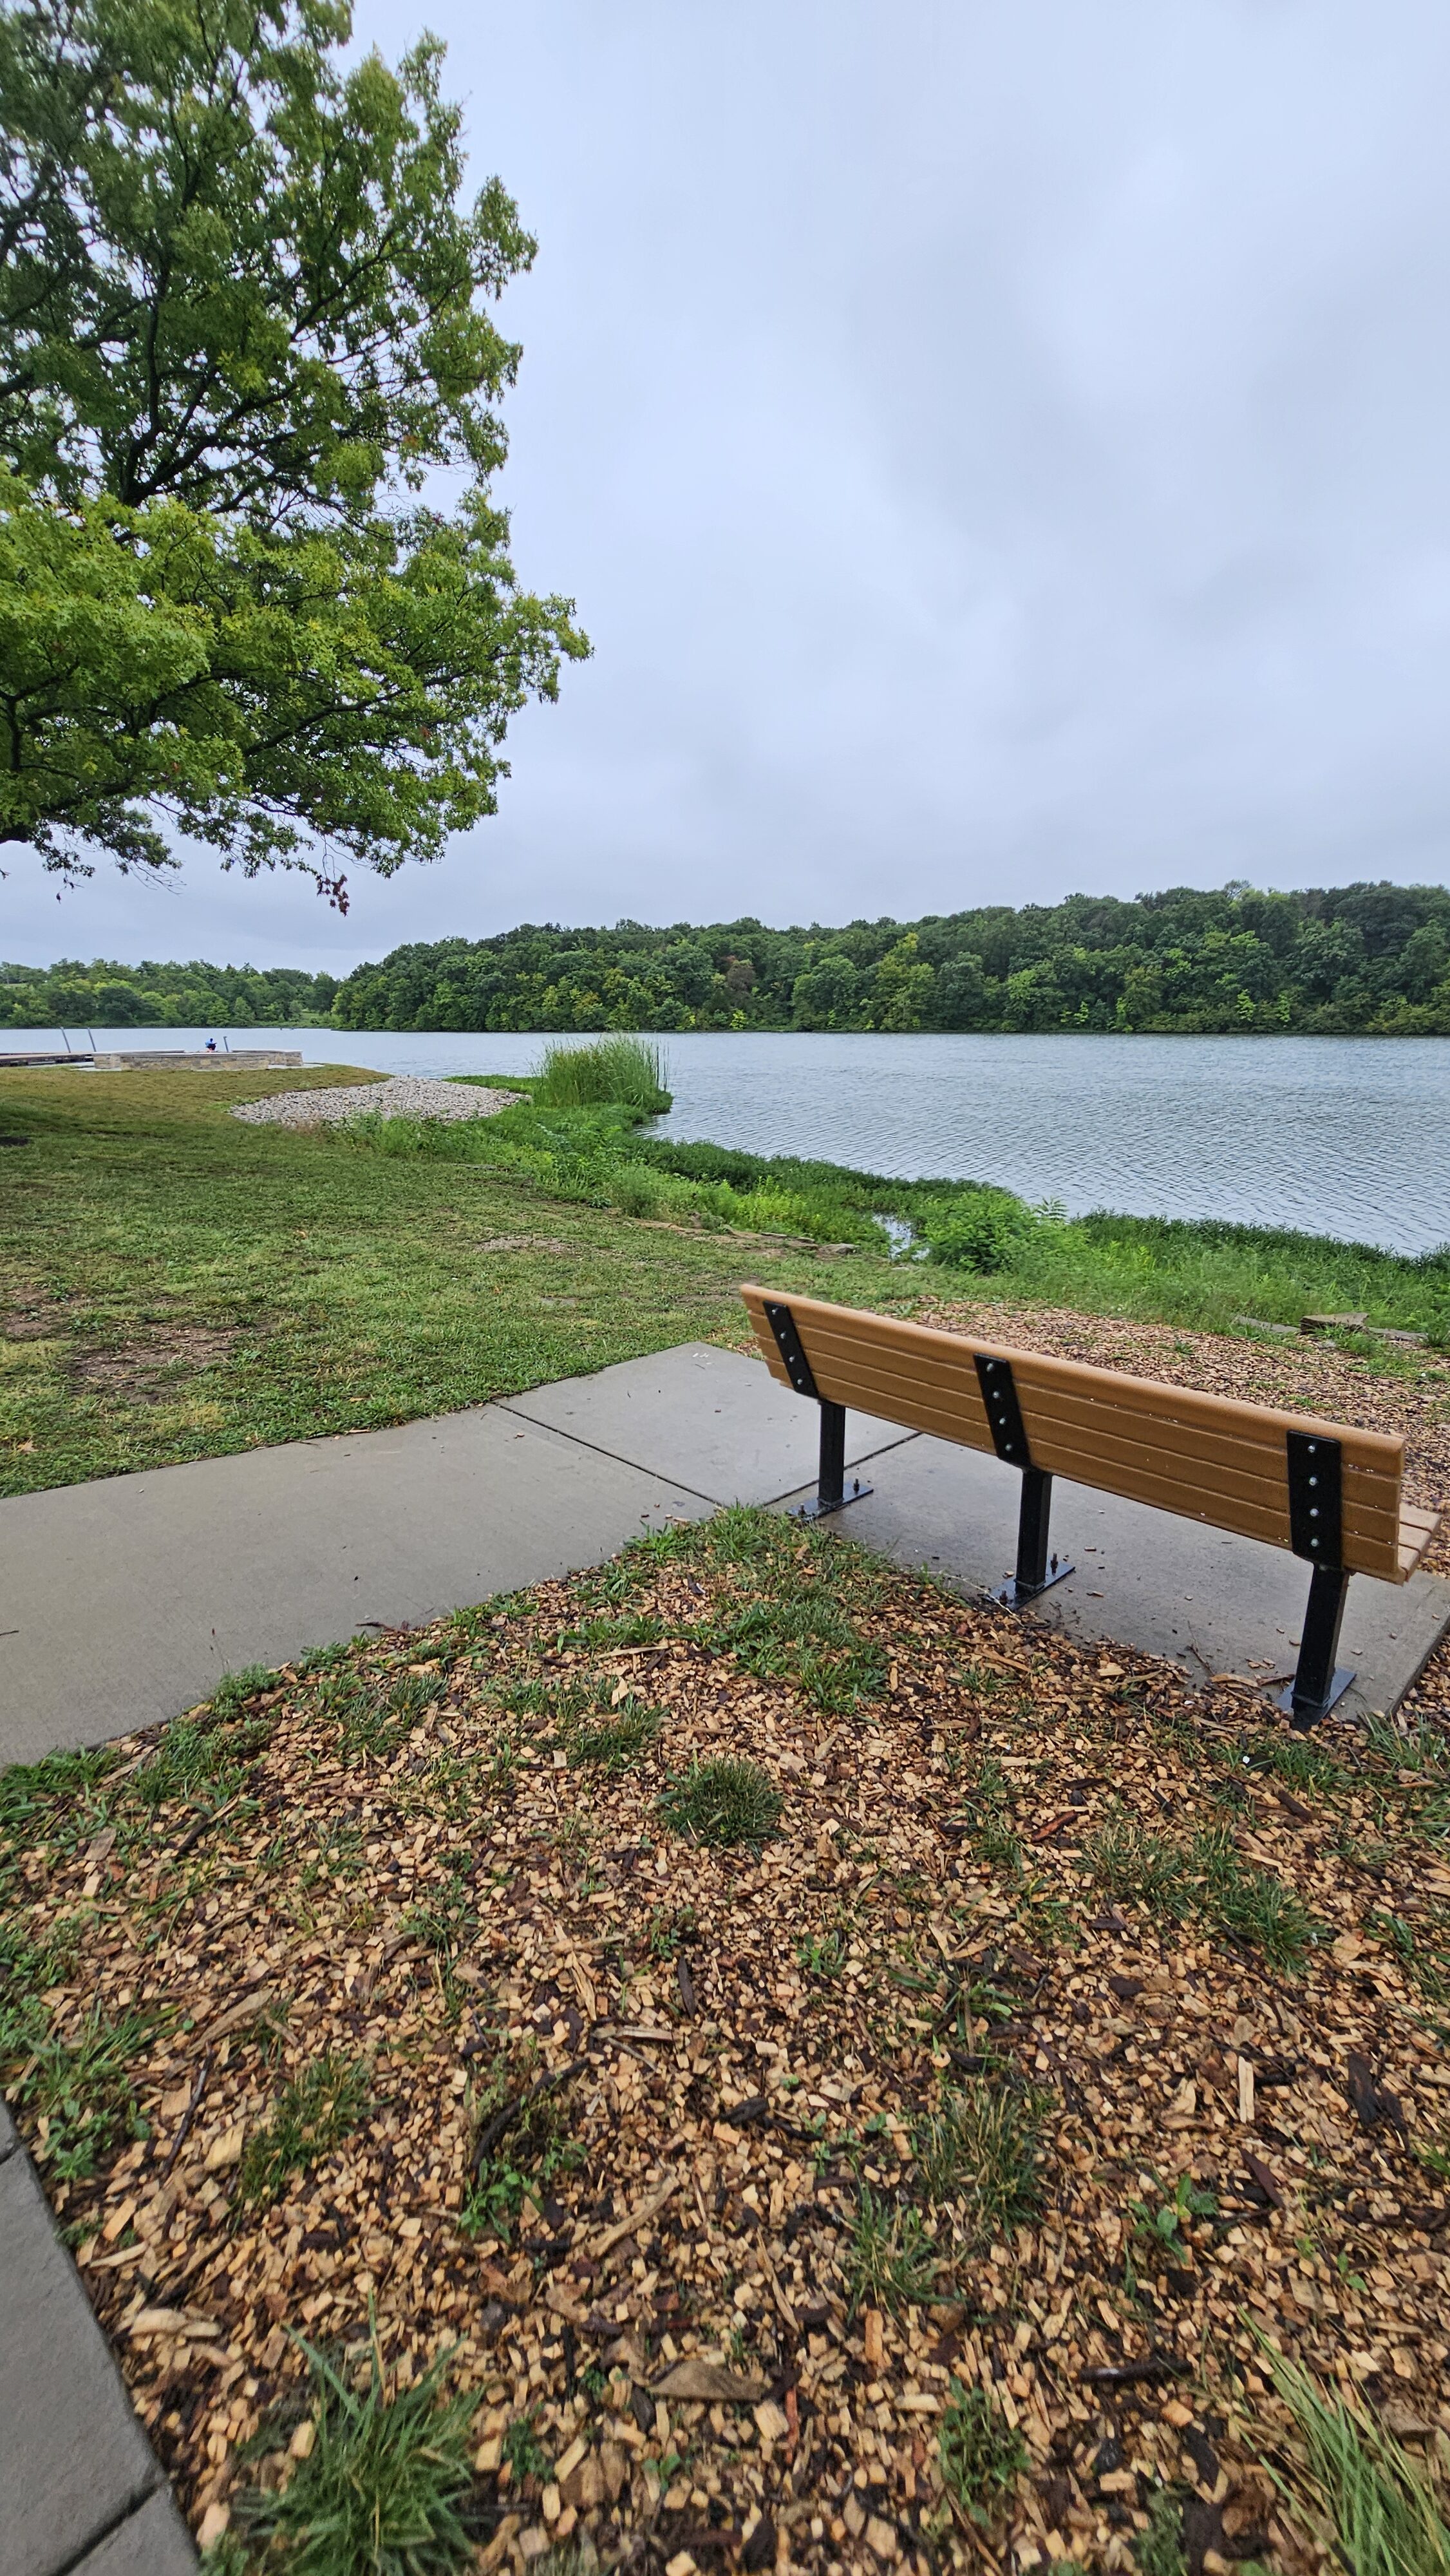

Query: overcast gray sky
[8,0,1450,971]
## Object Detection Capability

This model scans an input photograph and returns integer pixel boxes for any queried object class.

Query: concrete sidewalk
[3,1340,1447,1764]
[0,2103,195,2575]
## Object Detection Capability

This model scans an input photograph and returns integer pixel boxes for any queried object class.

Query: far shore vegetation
[8,877,1450,1037]
[2,1034,1447,1502]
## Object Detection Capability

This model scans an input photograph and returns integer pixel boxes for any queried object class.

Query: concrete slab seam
[495,1392,921,1505]
[49,2483,185,2576]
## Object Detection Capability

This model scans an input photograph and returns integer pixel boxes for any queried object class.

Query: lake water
[7,1026,1449,1253]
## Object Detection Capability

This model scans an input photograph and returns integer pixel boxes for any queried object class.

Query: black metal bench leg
[819,1398,845,1509]
[1279,1566,1354,1727]
[792,1399,872,1522]
[992,1466,1074,1607]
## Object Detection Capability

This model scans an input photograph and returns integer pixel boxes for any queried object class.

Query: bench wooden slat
[791,1328,1402,1516]
[769,1300,1403,1476]
[741,1284,1411,1582]
[1399,1504,1440,1578]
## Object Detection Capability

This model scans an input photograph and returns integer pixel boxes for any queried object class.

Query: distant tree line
[0,958,336,1028]
[6,880,1450,1036]
[331,880,1450,1036]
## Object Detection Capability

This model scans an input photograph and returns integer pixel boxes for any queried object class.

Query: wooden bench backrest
[740,1285,1407,1582]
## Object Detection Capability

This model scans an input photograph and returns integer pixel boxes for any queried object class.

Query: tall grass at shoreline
[531,1034,671,1113]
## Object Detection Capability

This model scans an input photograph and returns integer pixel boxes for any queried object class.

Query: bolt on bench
[741,1285,1440,1727]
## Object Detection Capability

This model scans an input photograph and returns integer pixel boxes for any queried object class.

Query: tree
[868,931,935,1031]
[0,0,587,900]
[791,951,861,1030]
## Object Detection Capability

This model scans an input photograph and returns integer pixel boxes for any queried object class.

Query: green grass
[1082,1809,1322,1966]
[532,1034,671,1112]
[0,1064,909,1496]
[710,1591,888,1714]
[235,2329,478,2575]
[657,1756,783,1848]
[843,2182,945,2316]
[238,2052,372,2208]
[323,1669,445,1766]
[1194,1828,1320,1970]
[1256,2342,1450,2576]
[1084,1814,1193,1919]
[913,2078,1048,2240]
[561,1697,662,1772]
[937,2383,1029,2531]
[0,1998,150,2182]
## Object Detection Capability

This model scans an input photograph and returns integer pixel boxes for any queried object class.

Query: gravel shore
[231,1076,523,1127]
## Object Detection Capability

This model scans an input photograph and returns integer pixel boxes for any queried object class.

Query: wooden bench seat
[741,1285,1440,1726]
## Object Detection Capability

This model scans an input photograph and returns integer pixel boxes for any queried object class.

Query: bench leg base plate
[1276,1665,1355,1728]
[791,1479,872,1522]
[990,1558,1075,1609]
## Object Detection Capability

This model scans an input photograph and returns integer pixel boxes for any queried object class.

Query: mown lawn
[0,1065,905,1497]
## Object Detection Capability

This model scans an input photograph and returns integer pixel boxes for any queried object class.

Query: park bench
[740,1284,1439,1727]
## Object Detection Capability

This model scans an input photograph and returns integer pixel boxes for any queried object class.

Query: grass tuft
[562,1697,662,1772]
[132,1706,273,1812]
[657,1757,782,1848]
[1,1998,149,2181]
[236,2325,478,2575]
[0,1745,116,1853]
[532,1035,671,1113]
[1085,1812,1192,1918]
[914,2078,1048,2240]
[209,1663,282,1721]
[711,1591,887,1715]
[937,2382,1029,2530]
[1257,2340,1450,2576]
[843,2183,945,2316]
[1084,1810,1320,1965]
[239,2053,371,2208]
[1194,1828,1320,1969]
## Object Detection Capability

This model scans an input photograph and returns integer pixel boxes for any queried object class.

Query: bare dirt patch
[2,1285,71,1341]
[68,1325,239,1401]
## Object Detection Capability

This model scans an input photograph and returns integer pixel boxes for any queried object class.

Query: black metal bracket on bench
[763,1300,872,1520]
[976,1353,1073,1607]
[1277,1430,1355,1727]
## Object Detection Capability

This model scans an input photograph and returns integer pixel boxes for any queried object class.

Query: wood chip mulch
[4,1506,1450,2575]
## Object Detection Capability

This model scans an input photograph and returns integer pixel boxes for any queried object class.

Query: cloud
[6,0,1448,968]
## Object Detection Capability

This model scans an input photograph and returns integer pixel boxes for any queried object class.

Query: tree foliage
[9,879,1449,1036]
[0,951,335,1025]
[0,0,586,896]
[316,880,1450,1037]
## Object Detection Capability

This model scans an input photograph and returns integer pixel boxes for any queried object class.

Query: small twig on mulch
[160,2050,214,2184]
